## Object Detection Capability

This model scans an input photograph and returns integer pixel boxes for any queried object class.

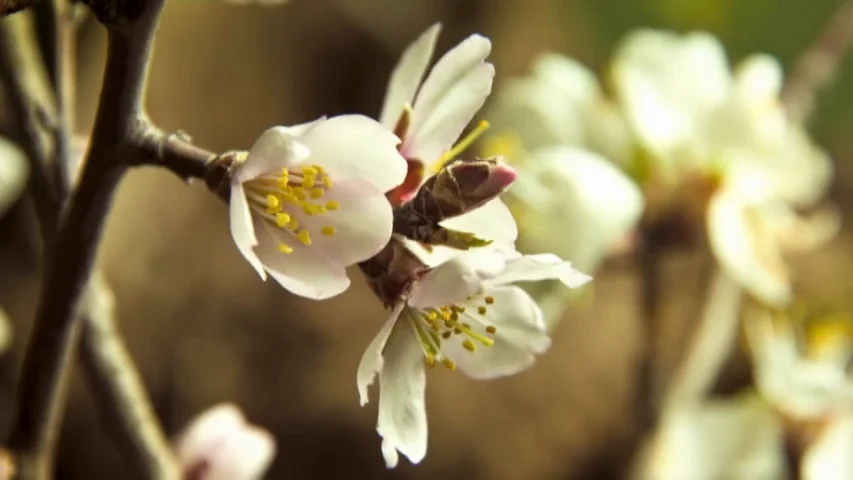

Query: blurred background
[1,0,852,478]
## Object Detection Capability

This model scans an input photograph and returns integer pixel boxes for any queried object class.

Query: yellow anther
[321,226,336,236]
[312,164,325,175]
[275,212,291,227]
[287,217,300,231]
[478,306,488,315]
[277,243,293,254]
[325,200,339,211]
[280,167,290,176]
[310,188,325,199]
[301,166,318,176]
[322,176,333,188]
[463,339,476,352]
[303,175,316,188]
[485,326,497,334]
[441,358,456,371]
[266,194,281,210]
[442,331,452,339]
[453,327,462,335]
[296,229,312,246]
[484,296,495,305]
[277,178,290,189]
[432,119,490,172]
[425,355,436,368]
[293,187,306,201]
[428,311,438,321]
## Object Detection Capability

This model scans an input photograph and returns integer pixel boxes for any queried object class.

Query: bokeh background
[1,0,853,478]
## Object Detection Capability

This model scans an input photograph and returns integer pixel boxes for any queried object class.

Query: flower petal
[407,255,483,308]
[210,425,276,480]
[237,126,310,183]
[379,23,442,128]
[296,115,406,193]
[357,303,404,406]
[174,404,245,469]
[489,253,592,289]
[406,35,493,163]
[376,322,428,468]
[254,221,350,300]
[297,178,393,267]
[439,197,518,245]
[707,190,790,308]
[229,185,266,280]
[442,286,550,379]
[803,415,853,480]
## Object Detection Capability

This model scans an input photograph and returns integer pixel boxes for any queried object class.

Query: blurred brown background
[2,0,853,478]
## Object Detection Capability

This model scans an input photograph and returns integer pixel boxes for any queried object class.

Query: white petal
[407,254,483,308]
[298,178,393,267]
[357,303,404,406]
[297,115,406,193]
[489,253,591,289]
[208,426,275,480]
[0,137,30,218]
[803,416,853,480]
[734,54,783,105]
[442,286,550,379]
[376,322,428,468]
[510,146,643,272]
[174,404,245,469]
[406,35,493,163]
[229,185,266,280]
[379,23,442,128]
[439,197,518,245]
[254,221,350,300]
[237,127,311,183]
[707,190,790,308]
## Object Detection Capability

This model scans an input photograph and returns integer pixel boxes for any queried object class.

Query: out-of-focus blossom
[802,414,853,480]
[224,0,290,5]
[379,23,494,204]
[229,115,406,300]
[0,136,29,220]
[638,395,786,480]
[174,403,275,480]
[613,29,836,307]
[357,246,590,468]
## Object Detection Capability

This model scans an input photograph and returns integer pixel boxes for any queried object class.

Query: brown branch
[79,273,180,479]
[0,0,41,16]
[6,0,170,477]
[781,0,853,124]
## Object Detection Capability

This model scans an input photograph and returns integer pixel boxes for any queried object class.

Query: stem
[635,226,662,429]
[79,273,180,479]
[7,0,167,476]
[781,0,853,123]
[52,0,76,192]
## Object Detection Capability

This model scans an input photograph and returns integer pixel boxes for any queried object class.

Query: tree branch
[0,0,41,16]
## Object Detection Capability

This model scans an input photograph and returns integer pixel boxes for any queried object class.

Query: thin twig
[7,0,169,476]
[781,0,853,123]
[51,0,75,192]
[79,273,180,479]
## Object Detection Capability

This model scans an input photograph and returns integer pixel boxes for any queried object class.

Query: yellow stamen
[425,355,436,368]
[441,358,456,371]
[303,175,316,188]
[301,166,318,176]
[462,339,476,352]
[266,194,281,210]
[322,176,333,188]
[478,306,487,315]
[309,188,325,199]
[321,226,336,236]
[277,243,293,254]
[486,325,497,334]
[297,229,312,246]
[292,187,306,201]
[484,296,495,305]
[275,212,291,227]
[312,164,325,175]
[287,217,299,231]
[432,120,490,172]
[325,200,339,211]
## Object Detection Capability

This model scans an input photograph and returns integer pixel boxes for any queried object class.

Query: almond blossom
[357,247,590,467]
[230,115,406,300]
[379,22,494,204]
[174,403,275,480]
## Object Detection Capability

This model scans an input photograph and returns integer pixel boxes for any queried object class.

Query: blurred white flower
[0,136,29,220]
[802,414,853,480]
[379,23,494,203]
[639,396,786,480]
[230,115,406,300]
[174,403,275,480]
[613,29,836,307]
[357,247,590,468]
[745,312,853,420]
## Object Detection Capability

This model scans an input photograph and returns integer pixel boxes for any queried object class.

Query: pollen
[325,200,339,211]
[301,166,318,176]
[275,212,291,227]
[441,358,456,371]
[425,355,436,368]
[309,188,324,199]
[462,339,476,352]
[321,226,336,236]
[296,229,312,246]
[478,306,488,315]
[277,243,293,254]
[287,217,299,231]
[485,296,495,305]
[266,194,281,210]
[303,175,316,188]
[292,187,306,201]
[486,325,497,334]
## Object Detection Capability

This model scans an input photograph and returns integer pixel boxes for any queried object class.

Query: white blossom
[230,115,406,300]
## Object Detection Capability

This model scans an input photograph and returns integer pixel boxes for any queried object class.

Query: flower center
[406,294,499,371]
[245,165,339,254]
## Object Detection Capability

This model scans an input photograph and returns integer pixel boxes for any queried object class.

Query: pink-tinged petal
[357,303,405,406]
[407,63,494,164]
[442,286,550,379]
[298,178,393,267]
[407,255,482,308]
[379,23,442,128]
[229,185,266,280]
[439,198,518,245]
[254,221,350,300]
[236,127,310,183]
[707,190,790,308]
[297,115,406,192]
[376,322,428,468]
[210,426,275,480]
[175,404,244,469]
[489,253,592,289]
